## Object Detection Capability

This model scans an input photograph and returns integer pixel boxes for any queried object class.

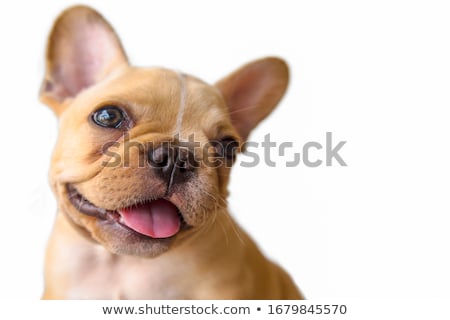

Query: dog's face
[40,6,288,257]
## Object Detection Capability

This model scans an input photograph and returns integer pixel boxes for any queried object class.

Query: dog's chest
[66,246,189,299]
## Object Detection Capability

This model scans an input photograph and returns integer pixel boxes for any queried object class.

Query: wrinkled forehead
[69,67,232,139]
[179,74,233,139]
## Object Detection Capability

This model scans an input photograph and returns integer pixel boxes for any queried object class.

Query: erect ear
[215,57,289,141]
[40,5,128,115]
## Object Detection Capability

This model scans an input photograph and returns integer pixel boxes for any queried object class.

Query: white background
[0,0,449,300]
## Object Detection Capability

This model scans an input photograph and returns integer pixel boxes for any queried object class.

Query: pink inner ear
[58,24,122,97]
[217,58,289,141]
[42,6,128,106]
[226,71,264,137]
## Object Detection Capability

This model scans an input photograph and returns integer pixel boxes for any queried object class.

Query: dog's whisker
[219,208,246,247]
[195,186,243,247]
[202,188,227,207]
[224,104,260,117]
[216,211,230,246]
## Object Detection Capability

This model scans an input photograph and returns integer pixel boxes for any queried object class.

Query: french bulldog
[40,5,303,299]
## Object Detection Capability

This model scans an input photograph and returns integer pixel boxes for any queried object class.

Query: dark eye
[92,106,125,128]
[215,137,239,161]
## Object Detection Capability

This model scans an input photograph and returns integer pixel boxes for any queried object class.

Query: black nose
[148,144,197,185]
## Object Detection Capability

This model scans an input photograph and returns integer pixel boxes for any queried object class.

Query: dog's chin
[64,184,191,258]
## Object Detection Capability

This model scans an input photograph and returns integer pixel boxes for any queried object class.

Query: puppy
[40,5,303,299]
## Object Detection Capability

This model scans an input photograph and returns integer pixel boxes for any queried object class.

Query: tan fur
[41,5,304,299]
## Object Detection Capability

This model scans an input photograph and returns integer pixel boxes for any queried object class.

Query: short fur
[40,5,303,299]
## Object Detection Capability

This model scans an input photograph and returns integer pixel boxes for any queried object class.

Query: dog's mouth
[66,184,188,239]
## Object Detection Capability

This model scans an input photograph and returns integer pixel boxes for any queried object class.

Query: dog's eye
[215,137,239,161]
[92,106,125,128]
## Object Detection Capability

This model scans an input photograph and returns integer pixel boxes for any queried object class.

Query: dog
[40,5,303,299]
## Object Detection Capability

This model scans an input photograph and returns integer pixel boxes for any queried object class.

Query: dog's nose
[148,145,197,185]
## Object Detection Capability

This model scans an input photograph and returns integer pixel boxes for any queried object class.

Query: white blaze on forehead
[175,72,187,138]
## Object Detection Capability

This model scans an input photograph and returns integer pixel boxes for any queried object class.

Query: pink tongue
[118,200,180,238]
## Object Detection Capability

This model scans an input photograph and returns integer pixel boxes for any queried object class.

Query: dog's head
[40,6,289,257]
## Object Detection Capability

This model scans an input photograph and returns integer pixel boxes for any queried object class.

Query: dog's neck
[46,208,252,299]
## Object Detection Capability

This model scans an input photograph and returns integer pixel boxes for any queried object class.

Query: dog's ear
[40,6,128,115]
[215,57,289,141]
